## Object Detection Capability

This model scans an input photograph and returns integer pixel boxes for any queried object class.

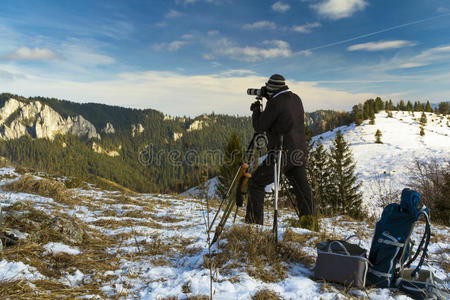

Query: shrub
[408,159,449,225]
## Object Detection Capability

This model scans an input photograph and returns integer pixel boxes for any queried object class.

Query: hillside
[0,93,357,193]
[312,110,449,215]
[0,168,448,298]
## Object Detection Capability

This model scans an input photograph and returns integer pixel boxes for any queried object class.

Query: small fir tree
[307,140,333,216]
[420,111,427,125]
[216,132,243,199]
[420,126,425,136]
[369,113,375,125]
[375,129,383,144]
[329,130,363,218]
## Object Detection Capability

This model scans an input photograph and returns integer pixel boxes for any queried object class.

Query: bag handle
[344,234,361,246]
[328,240,350,256]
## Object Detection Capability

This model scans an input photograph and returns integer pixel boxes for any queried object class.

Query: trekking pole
[273,136,283,244]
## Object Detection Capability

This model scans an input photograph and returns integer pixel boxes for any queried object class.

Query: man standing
[245,74,315,225]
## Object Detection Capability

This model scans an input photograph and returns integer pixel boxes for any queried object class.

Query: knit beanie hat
[265,74,287,91]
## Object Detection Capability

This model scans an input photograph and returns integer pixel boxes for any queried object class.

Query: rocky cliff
[0,98,100,140]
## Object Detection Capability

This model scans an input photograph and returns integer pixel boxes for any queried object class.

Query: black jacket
[252,90,306,160]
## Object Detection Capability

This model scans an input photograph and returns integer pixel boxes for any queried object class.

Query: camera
[247,86,267,98]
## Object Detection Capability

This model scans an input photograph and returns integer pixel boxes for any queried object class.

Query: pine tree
[329,130,363,218]
[369,109,375,125]
[420,126,425,136]
[307,140,333,216]
[420,111,427,125]
[406,101,413,111]
[425,101,433,112]
[216,132,243,199]
[352,105,363,125]
[375,129,382,144]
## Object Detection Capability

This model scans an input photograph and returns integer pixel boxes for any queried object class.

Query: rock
[68,115,100,140]
[103,122,115,134]
[45,216,85,245]
[0,98,100,140]
[173,132,183,141]
[131,123,144,137]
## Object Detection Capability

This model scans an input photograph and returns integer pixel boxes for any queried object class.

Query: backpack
[367,188,431,288]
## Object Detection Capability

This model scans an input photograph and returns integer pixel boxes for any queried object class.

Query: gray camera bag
[314,235,369,288]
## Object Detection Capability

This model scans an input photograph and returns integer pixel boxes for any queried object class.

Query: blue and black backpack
[367,188,431,288]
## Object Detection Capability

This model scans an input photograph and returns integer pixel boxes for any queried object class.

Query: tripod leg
[281,175,301,220]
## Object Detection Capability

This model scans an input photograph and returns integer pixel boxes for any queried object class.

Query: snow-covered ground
[184,111,450,217]
[312,111,449,215]
[0,167,448,299]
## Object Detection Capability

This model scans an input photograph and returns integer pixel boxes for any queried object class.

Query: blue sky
[0,0,449,116]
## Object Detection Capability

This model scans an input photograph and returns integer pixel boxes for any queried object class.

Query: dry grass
[2,174,74,205]
[252,289,284,300]
[216,225,283,282]
[0,201,120,298]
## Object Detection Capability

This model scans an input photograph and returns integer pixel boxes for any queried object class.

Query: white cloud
[243,21,276,30]
[165,9,182,18]
[208,30,220,36]
[220,69,256,76]
[210,39,293,61]
[292,22,321,33]
[0,70,381,116]
[272,1,290,13]
[182,34,194,40]
[347,40,416,51]
[153,41,188,51]
[397,63,428,69]
[7,47,59,61]
[313,0,368,20]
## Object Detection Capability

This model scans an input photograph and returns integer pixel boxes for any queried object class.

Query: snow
[0,112,448,298]
[181,176,220,199]
[0,259,46,281]
[311,111,449,216]
[43,242,81,255]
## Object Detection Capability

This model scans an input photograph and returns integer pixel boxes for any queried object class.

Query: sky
[0,0,449,116]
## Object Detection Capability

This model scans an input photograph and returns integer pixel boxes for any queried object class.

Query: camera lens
[247,88,261,96]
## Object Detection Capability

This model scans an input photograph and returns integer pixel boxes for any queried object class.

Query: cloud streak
[210,39,293,62]
[243,21,276,30]
[347,40,416,51]
[292,22,321,33]
[153,41,188,51]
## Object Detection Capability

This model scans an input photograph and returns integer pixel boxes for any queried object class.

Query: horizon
[0,91,446,118]
[1,0,449,117]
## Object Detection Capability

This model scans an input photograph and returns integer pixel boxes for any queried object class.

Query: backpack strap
[400,207,431,278]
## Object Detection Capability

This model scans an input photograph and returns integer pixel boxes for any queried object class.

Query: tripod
[208,133,300,245]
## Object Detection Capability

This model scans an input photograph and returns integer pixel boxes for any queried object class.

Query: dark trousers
[245,158,314,225]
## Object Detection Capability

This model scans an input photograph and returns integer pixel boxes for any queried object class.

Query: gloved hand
[250,101,261,112]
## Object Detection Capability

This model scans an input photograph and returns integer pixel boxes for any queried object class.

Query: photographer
[245,74,315,225]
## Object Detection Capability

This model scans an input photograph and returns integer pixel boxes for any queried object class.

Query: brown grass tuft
[2,174,73,205]
[252,289,284,300]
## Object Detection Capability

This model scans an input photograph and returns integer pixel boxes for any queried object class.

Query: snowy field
[312,111,450,215]
[0,167,448,299]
